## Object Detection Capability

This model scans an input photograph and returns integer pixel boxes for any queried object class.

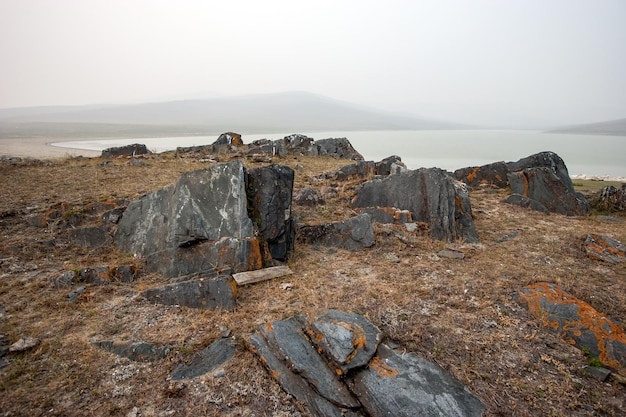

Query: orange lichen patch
[264,322,274,333]
[369,355,399,378]
[522,172,529,197]
[304,326,324,343]
[466,167,479,183]
[246,238,264,270]
[517,282,626,375]
[589,234,625,257]
[227,276,238,299]
[270,369,281,380]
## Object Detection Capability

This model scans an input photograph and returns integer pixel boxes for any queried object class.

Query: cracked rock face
[246,310,486,417]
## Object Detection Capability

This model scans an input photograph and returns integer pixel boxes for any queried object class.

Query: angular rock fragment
[583,234,626,264]
[305,310,382,374]
[101,143,151,158]
[9,337,41,353]
[455,161,509,188]
[347,344,486,417]
[516,282,626,376]
[171,338,237,380]
[293,187,325,206]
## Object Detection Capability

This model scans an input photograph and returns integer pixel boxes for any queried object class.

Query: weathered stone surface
[455,161,509,188]
[496,230,520,243]
[9,337,41,353]
[314,138,364,160]
[283,134,315,154]
[327,161,376,181]
[115,161,259,277]
[375,155,407,176]
[247,311,484,417]
[171,338,237,380]
[102,207,125,224]
[69,225,111,247]
[246,164,295,262]
[590,184,626,212]
[305,310,382,374]
[508,167,590,215]
[453,180,479,243]
[265,317,360,408]
[92,340,172,362]
[247,139,288,157]
[516,283,626,376]
[352,168,478,243]
[101,143,151,158]
[583,234,626,264]
[51,270,77,288]
[507,151,574,190]
[141,275,237,311]
[293,187,325,206]
[347,344,486,417]
[213,132,243,147]
[297,213,375,250]
[0,334,8,358]
[246,330,358,417]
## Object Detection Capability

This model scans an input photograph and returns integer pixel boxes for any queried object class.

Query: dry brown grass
[1,152,625,416]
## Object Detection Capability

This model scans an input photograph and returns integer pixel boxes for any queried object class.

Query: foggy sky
[1,0,625,127]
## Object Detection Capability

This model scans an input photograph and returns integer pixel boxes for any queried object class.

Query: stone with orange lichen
[454,161,509,188]
[583,233,626,264]
[516,282,626,376]
[347,344,485,417]
[307,309,382,374]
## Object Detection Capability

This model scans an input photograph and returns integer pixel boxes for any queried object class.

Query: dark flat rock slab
[347,344,486,417]
[171,338,237,380]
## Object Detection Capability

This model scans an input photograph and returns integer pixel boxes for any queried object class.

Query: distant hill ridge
[548,117,626,136]
[0,91,465,138]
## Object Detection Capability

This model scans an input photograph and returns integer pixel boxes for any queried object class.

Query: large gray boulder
[454,161,509,188]
[507,167,590,215]
[115,161,263,277]
[351,168,478,243]
[506,151,574,190]
[315,138,364,160]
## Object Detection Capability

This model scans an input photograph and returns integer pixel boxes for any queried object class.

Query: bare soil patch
[1,152,625,416]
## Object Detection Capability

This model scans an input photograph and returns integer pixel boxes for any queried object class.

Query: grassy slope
[0,152,625,416]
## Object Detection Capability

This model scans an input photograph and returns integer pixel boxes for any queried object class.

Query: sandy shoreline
[0,137,101,159]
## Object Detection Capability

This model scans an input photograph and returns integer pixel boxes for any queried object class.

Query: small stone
[9,337,41,352]
[280,282,294,291]
[583,365,612,382]
[212,368,226,378]
[437,249,465,260]
[68,286,86,304]
[405,223,417,232]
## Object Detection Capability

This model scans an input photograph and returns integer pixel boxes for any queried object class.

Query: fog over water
[2,1,625,128]
[52,130,626,179]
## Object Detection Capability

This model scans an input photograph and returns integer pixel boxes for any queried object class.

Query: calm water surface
[52,130,626,178]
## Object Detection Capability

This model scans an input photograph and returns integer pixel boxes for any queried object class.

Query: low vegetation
[0,152,625,416]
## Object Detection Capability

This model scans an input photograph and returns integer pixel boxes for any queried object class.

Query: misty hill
[0,92,464,139]
[548,117,626,136]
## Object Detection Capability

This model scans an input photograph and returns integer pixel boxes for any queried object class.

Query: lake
[52,130,626,179]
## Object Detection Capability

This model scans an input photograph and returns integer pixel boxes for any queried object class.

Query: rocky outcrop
[506,151,574,189]
[375,155,407,176]
[293,187,325,206]
[115,160,295,277]
[297,213,375,250]
[314,138,364,160]
[582,234,626,264]
[247,310,485,417]
[507,167,590,216]
[516,283,626,376]
[101,143,151,158]
[321,156,407,181]
[351,168,478,243]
